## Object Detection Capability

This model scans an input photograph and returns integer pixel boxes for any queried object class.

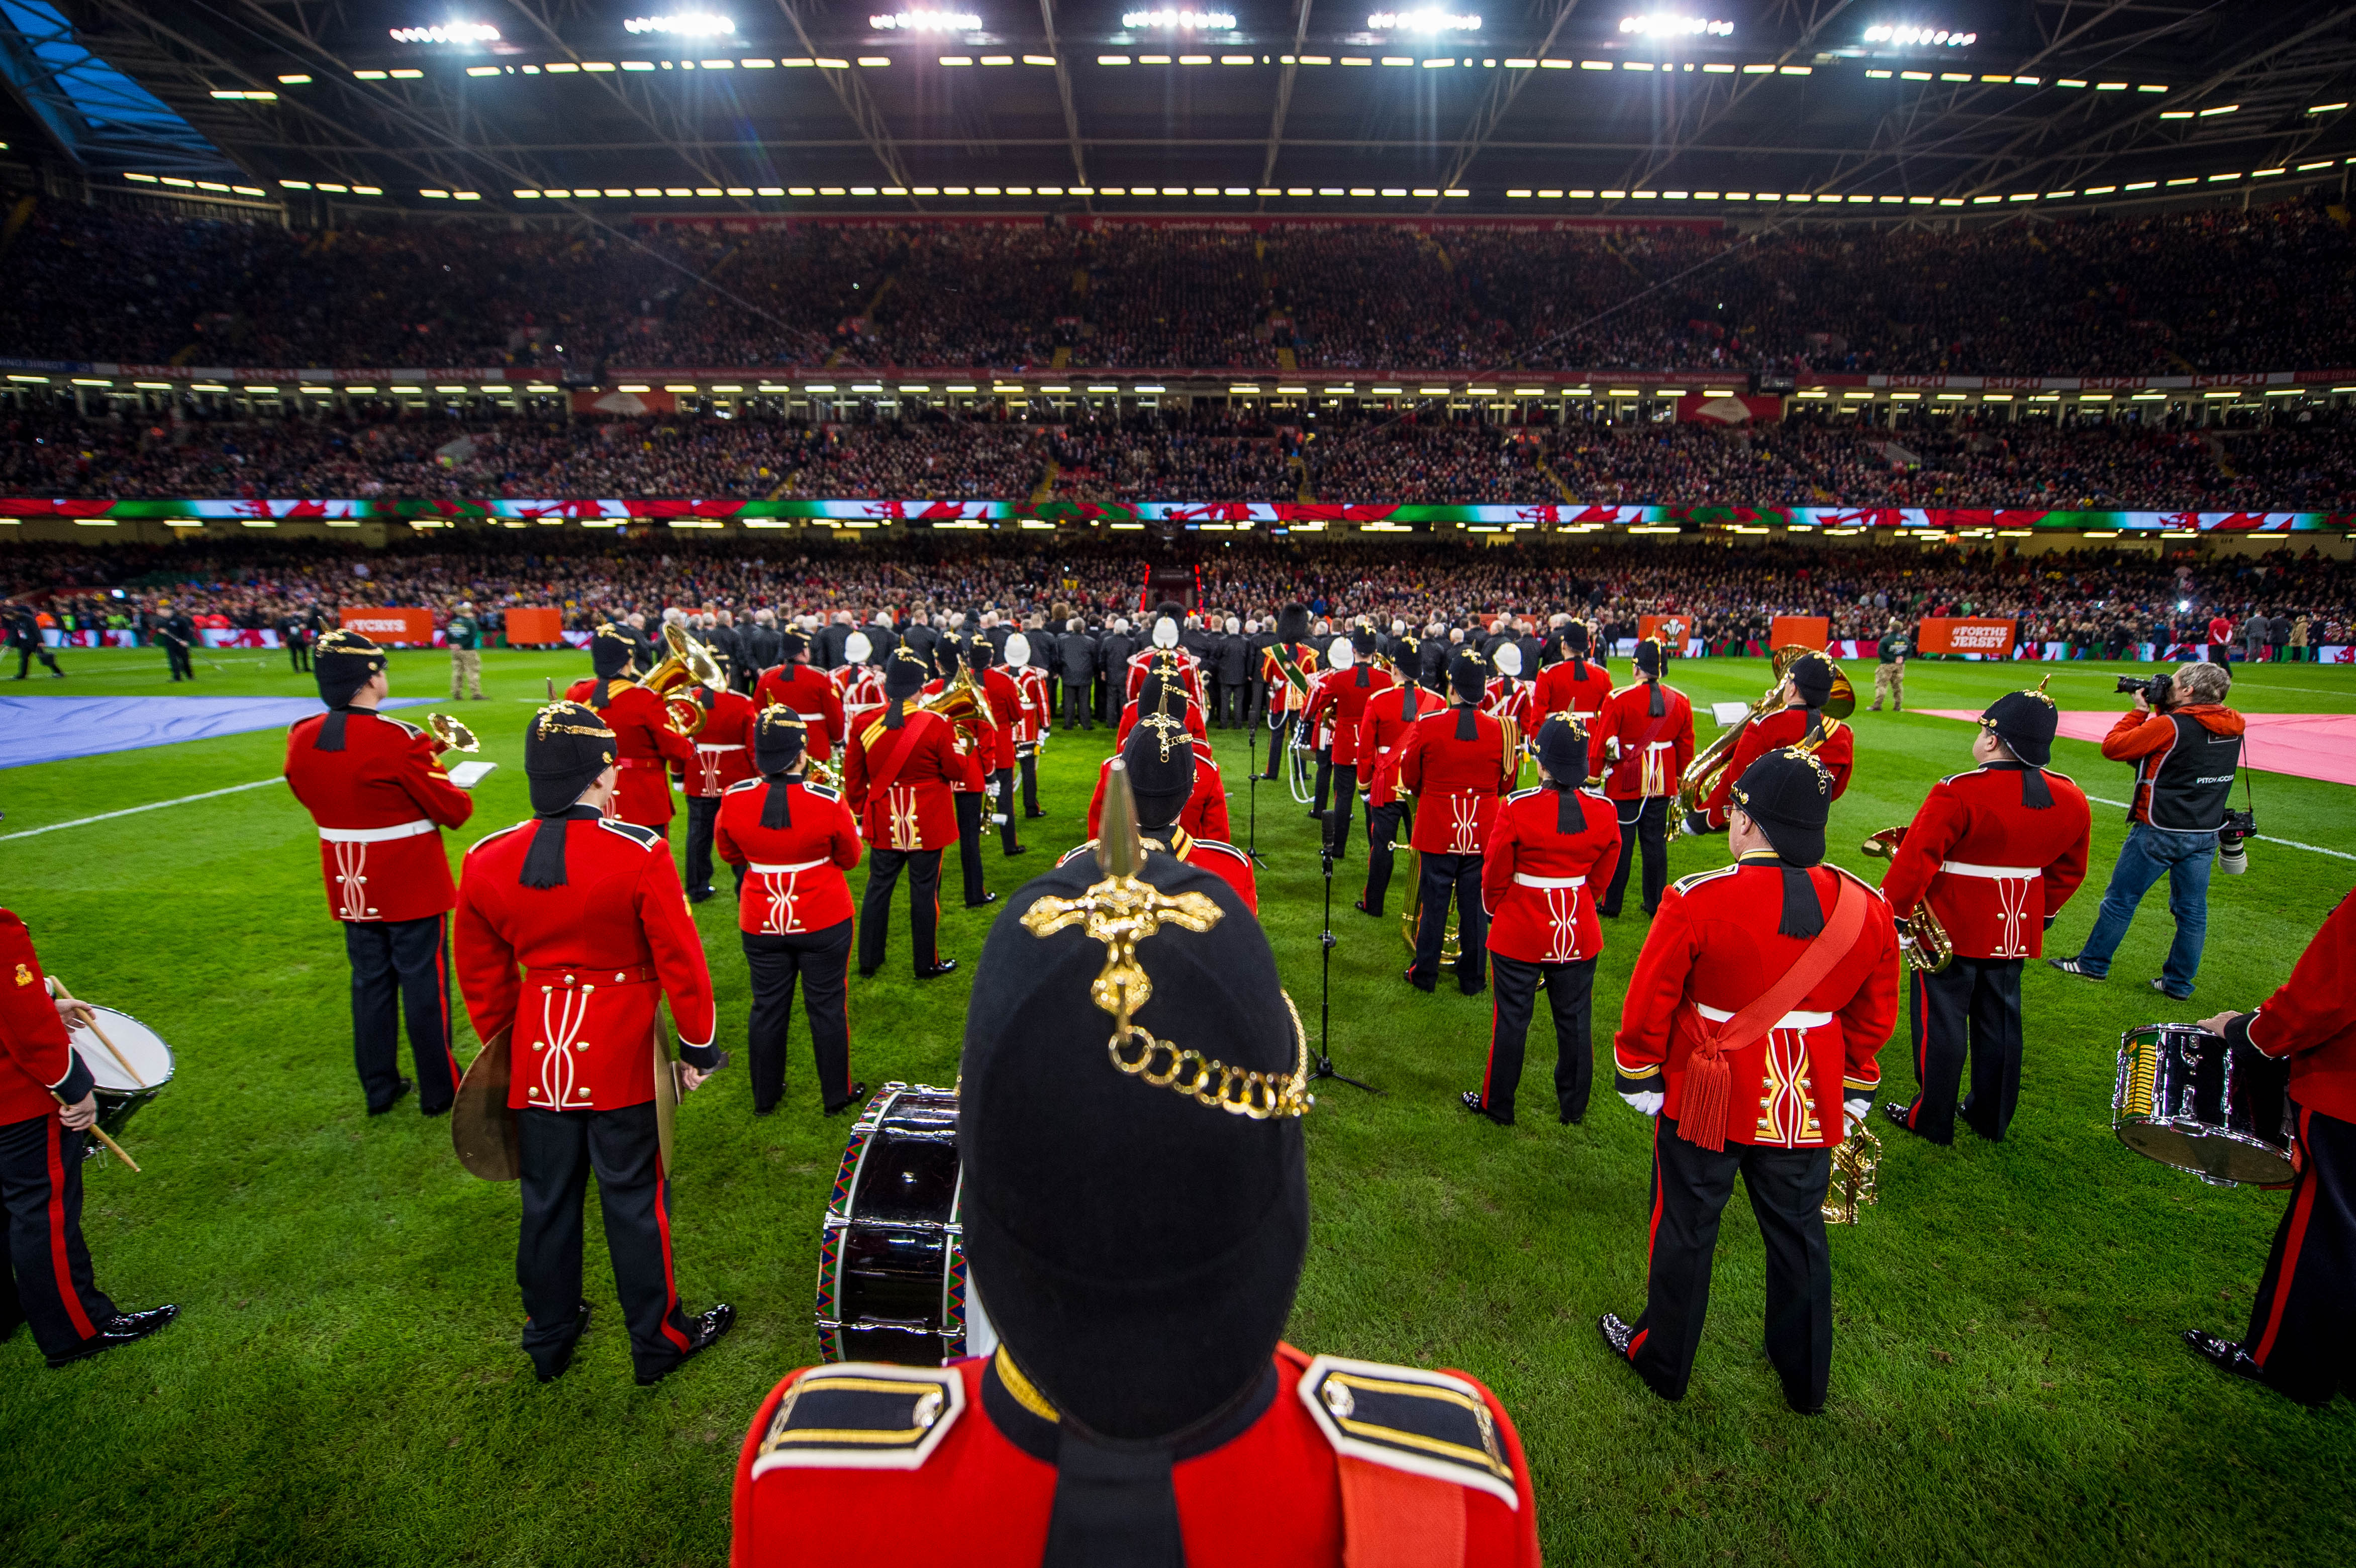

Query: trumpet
[1860,826,1955,973]
[1674,644,1855,820]
[425,713,479,753]
[1822,1123,1882,1225]
[644,622,728,737]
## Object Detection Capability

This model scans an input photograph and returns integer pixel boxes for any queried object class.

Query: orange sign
[1769,616,1830,651]
[338,607,437,646]
[1637,614,1694,649]
[1916,617,2018,657]
[505,607,566,645]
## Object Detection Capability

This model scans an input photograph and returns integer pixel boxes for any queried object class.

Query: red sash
[1680,878,1867,1151]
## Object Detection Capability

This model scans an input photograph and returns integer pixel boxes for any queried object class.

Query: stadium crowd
[8,197,2356,377]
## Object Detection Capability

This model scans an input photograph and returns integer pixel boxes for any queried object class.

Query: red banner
[340,607,437,646]
[571,389,677,416]
[505,607,566,646]
[1638,614,1696,648]
[1917,617,2018,658]
[1676,393,1784,426]
[1769,616,1830,650]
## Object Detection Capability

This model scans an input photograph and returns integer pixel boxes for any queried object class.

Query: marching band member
[731,764,1538,1565]
[1467,718,1622,1127]
[754,632,846,764]
[1124,602,1205,706]
[1354,669,1446,917]
[1005,633,1052,821]
[1484,641,1535,739]
[976,638,1031,860]
[715,712,865,1117]
[1693,653,1853,833]
[832,631,885,737]
[1603,749,1899,1413]
[2186,886,2356,1407]
[283,630,475,1117]
[1533,621,1611,721]
[0,909,178,1367]
[680,653,759,905]
[928,636,1005,902]
[565,623,695,836]
[455,703,733,1386]
[1397,648,1516,996]
[1588,638,1697,919]
[1878,690,2091,1145]
[1114,659,1209,749]
[844,650,962,981]
[1302,627,1396,856]
[1063,719,1257,913]
[1258,603,1319,781]
[1087,728,1230,843]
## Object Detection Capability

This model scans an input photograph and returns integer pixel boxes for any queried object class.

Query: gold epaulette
[1295,1355,1520,1508]
[747,1363,963,1478]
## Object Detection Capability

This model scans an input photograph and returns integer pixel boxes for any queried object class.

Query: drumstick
[46,978,147,1089]
[86,1125,141,1174]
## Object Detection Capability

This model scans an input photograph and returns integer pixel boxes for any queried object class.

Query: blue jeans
[2074,822,2216,997]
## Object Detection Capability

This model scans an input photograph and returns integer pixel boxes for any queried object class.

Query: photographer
[2049,663,2246,1000]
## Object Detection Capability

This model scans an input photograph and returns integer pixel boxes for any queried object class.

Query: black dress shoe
[1353,898,1379,917]
[964,892,999,909]
[420,1098,453,1119]
[823,1084,868,1116]
[367,1080,413,1116]
[1460,1091,1513,1127]
[857,966,879,980]
[2183,1329,2268,1386]
[48,1304,179,1368]
[917,959,959,980]
[688,888,715,904]
[1024,810,1048,820]
[1558,1103,1584,1127]
[1598,1312,1639,1360]
[535,1302,593,1384]
[637,1303,735,1386]
[1881,1102,1915,1134]
[1402,968,1435,994]
[1003,846,1030,858]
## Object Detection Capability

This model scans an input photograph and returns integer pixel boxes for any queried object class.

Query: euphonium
[644,622,728,736]
[1673,644,1855,818]
[1860,826,1955,973]
[919,664,993,755]
[425,713,479,753]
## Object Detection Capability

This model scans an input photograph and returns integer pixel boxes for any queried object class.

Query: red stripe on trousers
[44,1121,99,1339]
[436,914,460,1085]
[651,1148,692,1352]
[1632,1112,1665,1365]
[2252,1107,2318,1366]
[1481,989,1501,1106]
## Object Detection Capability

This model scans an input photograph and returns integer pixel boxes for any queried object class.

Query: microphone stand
[1310,811,1377,1095]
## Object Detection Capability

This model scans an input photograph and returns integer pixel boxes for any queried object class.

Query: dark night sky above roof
[22,2,2356,215]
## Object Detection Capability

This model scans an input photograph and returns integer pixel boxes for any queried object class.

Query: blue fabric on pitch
[0,696,431,768]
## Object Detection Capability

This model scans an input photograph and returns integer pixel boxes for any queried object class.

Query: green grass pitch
[3,645,2353,1566]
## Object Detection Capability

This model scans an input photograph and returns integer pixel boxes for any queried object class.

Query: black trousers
[1265,712,1296,778]
[1895,957,2024,1145]
[1063,682,1093,729]
[343,914,459,1114]
[953,791,989,901]
[1311,747,1334,818]
[13,643,59,676]
[1359,802,1407,914]
[290,638,311,671]
[516,1104,698,1381]
[165,642,192,679]
[1627,1117,1834,1412]
[1481,954,1596,1123]
[1205,678,1225,727]
[683,795,722,897]
[743,920,854,1113]
[1019,748,1043,816]
[1246,678,1268,731]
[1101,678,1122,727]
[859,847,943,976]
[1324,764,1358,855]
[2240,1104,2356,1406]
[991,769,1023,852]
[1600,796,1672,918]
[1410,851,1487,994]
[0,1114,119,1360]
[1219,682,1245,729]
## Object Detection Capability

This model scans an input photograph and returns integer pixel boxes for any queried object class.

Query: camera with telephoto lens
[2115,671,2173,705]
[2218,807,2256,875]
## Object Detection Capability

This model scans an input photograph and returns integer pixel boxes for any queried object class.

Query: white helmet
[1327,635,1357,671]
[1151,616,1180,650]
[844,630,873,664]
[1494,642,1524,678]
[1004,632,1032,669]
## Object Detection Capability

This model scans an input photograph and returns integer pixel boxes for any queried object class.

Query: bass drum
[68,1006,176,1138]
[2113,1024,2297,1188]
[815,1083,997,1366]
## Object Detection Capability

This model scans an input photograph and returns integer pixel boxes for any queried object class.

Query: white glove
[1621,1089,1665,1118]
[1843,1097,1874,1136]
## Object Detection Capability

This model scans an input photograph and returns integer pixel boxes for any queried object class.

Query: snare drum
[69,1007,176,1137]
[814,1083,996,1366]
[2113,1023,2296,1187]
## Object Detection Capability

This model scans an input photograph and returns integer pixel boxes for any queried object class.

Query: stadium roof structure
[12,1,2356,217]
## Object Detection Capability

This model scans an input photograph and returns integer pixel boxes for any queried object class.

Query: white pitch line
[2084,795,2356,863]
[0,777,282,841]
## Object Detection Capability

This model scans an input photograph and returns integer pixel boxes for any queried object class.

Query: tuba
[1860,826,1955,973]
[1674,644,1855,819]
[919,664,992,757]
[644,622,728,737]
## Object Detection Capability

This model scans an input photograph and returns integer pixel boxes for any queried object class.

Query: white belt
[318,819,435,844]
[749,858,826,874]
[785,710,816,722]
[697,743,745,752]
[1513,872,1587,889]
[1696,1002,1833,1029]
[1940,860,2039,878]
[1639,739,1677,750]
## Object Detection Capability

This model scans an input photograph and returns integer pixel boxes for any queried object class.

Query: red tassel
[1682,1035,1732,1152]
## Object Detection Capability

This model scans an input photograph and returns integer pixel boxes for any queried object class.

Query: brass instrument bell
[1673,644,1853,819]
[644,621,728,736]
[1860,826,1955,973]
[425,712,480,753]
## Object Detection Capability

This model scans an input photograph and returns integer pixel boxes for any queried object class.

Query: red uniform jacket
[2227,888,2356,1124]
[1115,697,1208,750]
[682,689,759,799]
[980,668,1030,764]
[566,678,696,828]
[1358,684,1448,809]
[835,664,887,737]
[1483,677,1535,738]
[1878,765,2093,960]
[1701,705,1854,829]
[1126,648,1205,705]
[921,678,1001,791]
[2100,704,2247,826]
[755,664,847,762]
[1587,680,1697,801]
[730,1344,1540,1568]
[1534,656,1613,720]
[455,812,717,1113]
[283,710,475,924]
[1262,642,1320,713]
[844,705,963,852]
[0,910,92,1127]
[1087,743,1231,843]
[1613,856,1900,1148]
[1012,667,1050,747]
[1305,665,1399,768]
[714,779,863,936]
[1398,707,1515,855]
[1058,827,1258,914]
[1481,787,1623,965]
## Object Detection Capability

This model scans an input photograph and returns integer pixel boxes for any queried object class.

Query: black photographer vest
[2139,712,2242,832]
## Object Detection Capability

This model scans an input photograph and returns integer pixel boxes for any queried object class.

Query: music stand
[1310,810,1377,1095]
